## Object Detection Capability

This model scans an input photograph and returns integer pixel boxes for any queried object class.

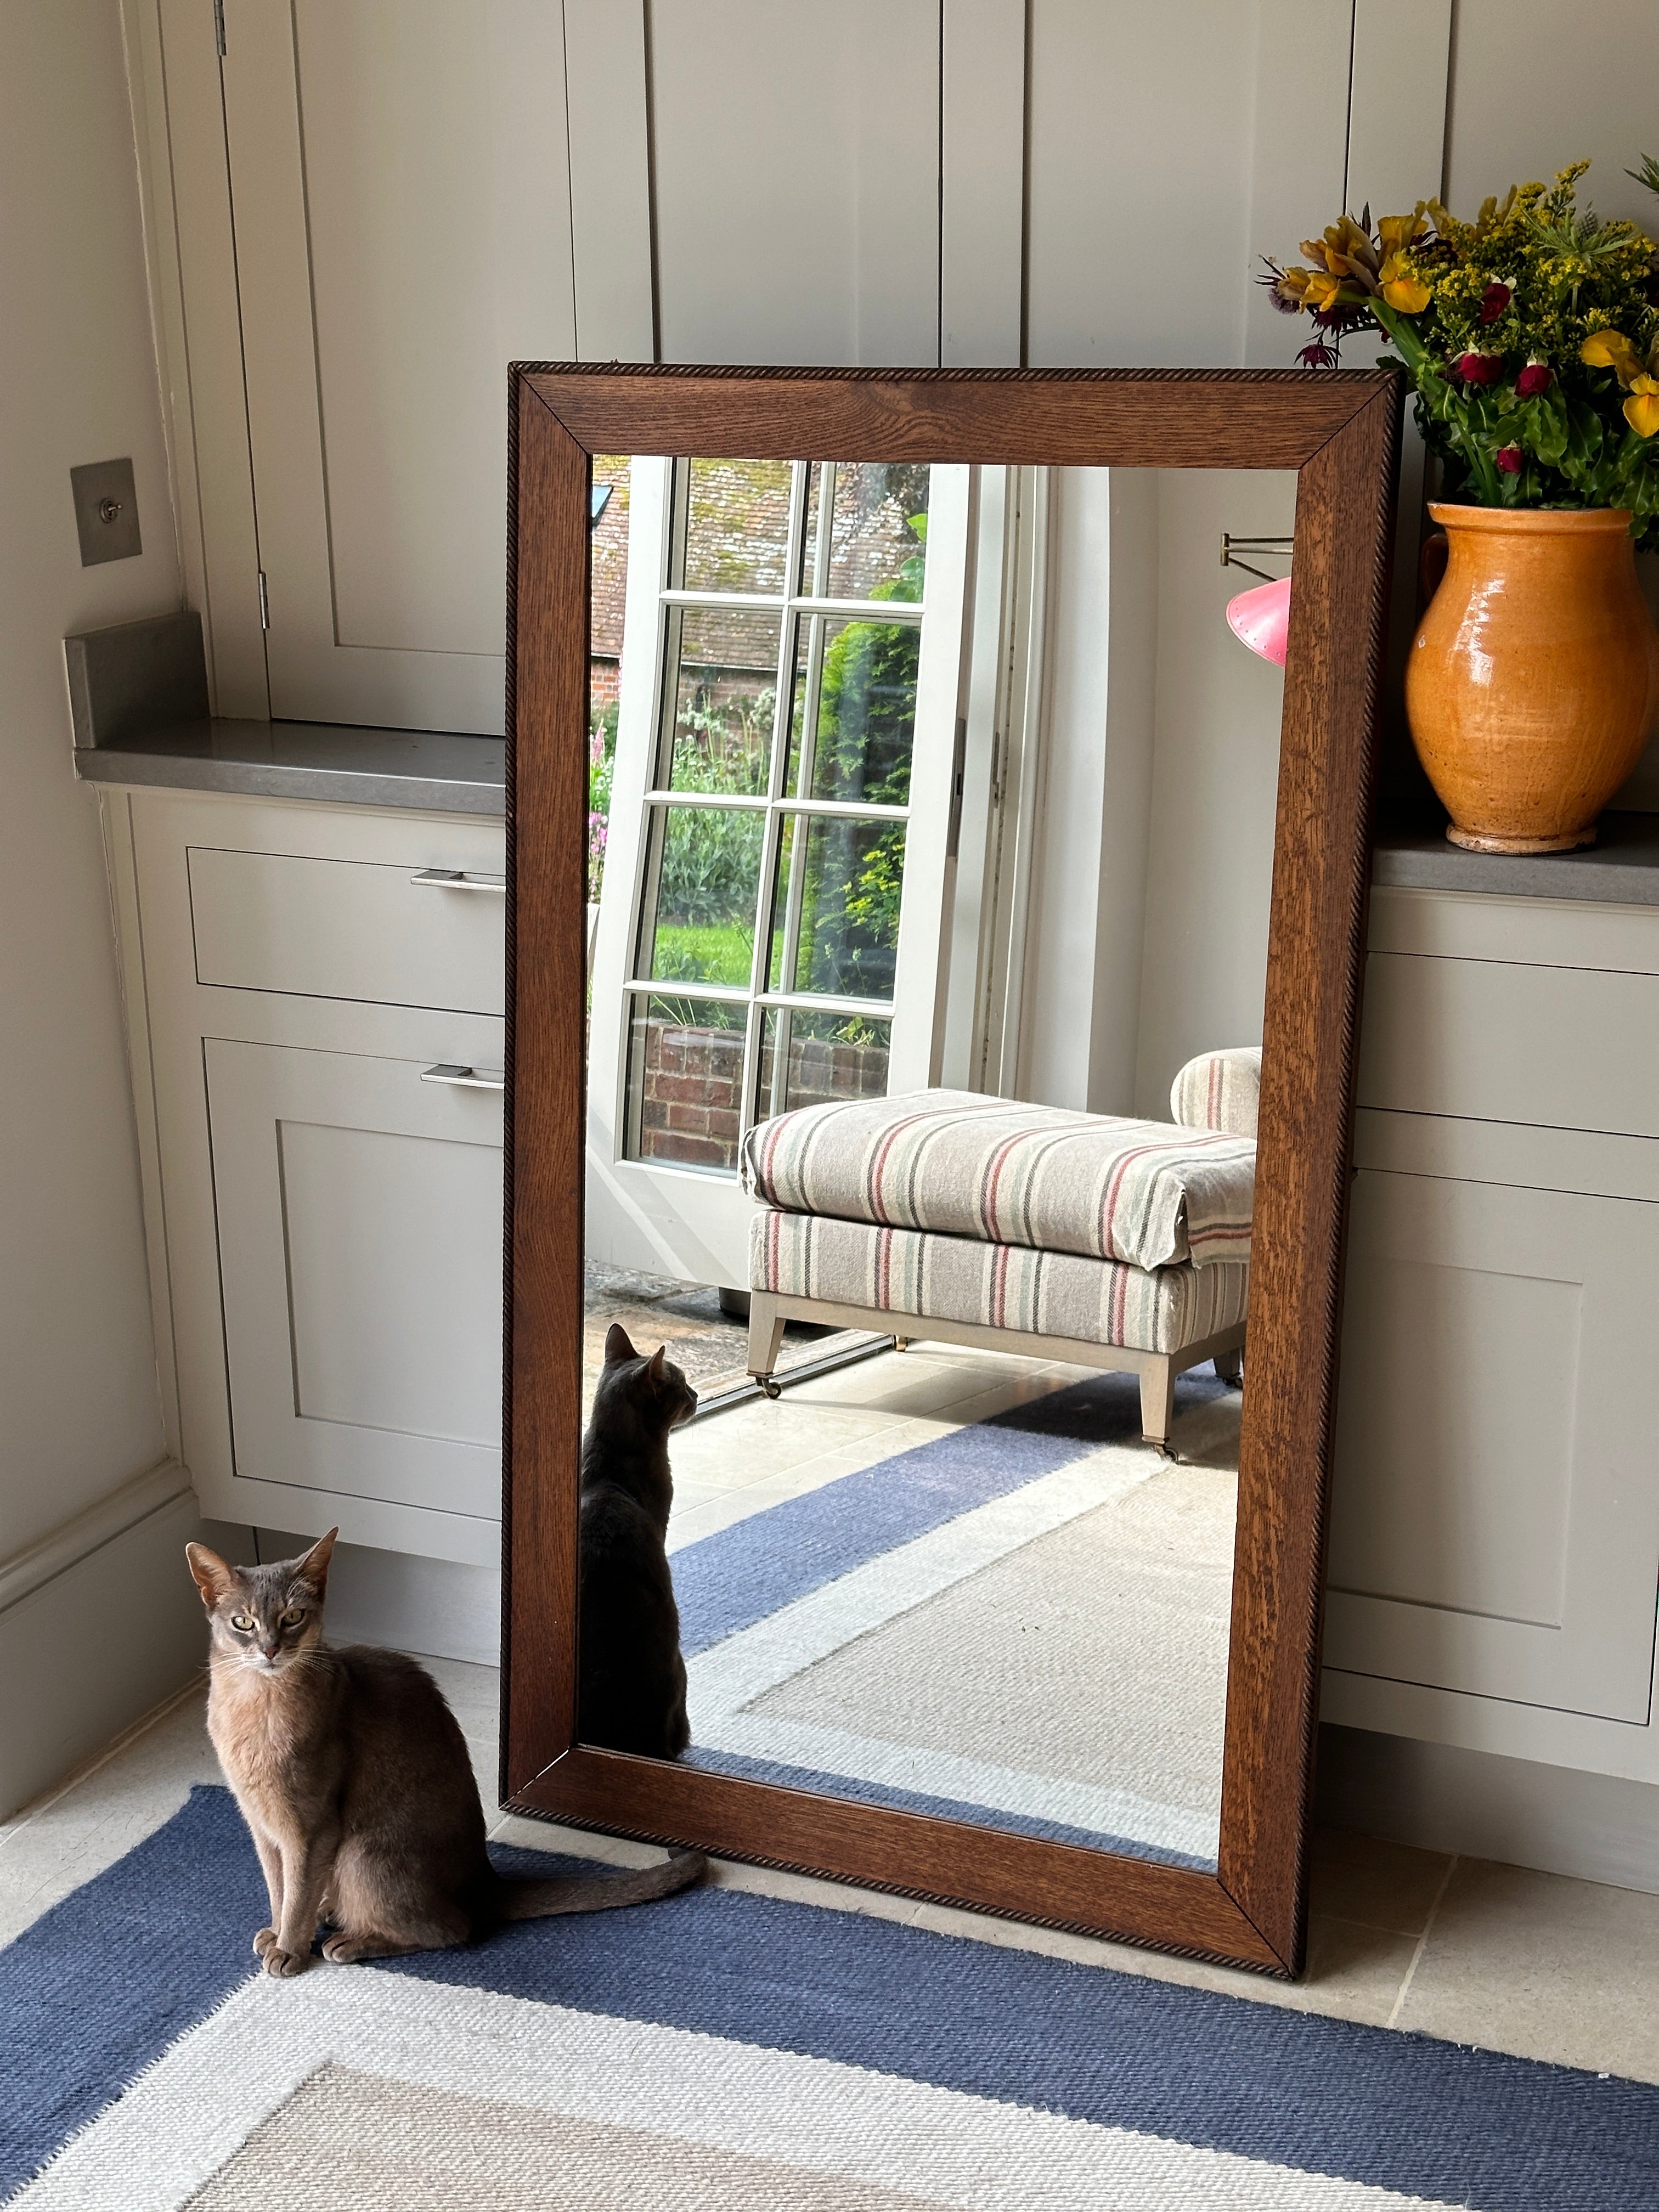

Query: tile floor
[7,1341,1658,2089]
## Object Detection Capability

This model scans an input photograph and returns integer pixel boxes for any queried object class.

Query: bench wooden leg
[1213,1343,1244,1387]
[1138,1358,1176,1448]
[747,1293,787,1399]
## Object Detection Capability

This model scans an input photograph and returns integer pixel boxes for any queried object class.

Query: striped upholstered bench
[740,1052,1258,1448]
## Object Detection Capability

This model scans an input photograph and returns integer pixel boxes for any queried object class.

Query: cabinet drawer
[1357,951,1659,1137]
[188,845,505,1014]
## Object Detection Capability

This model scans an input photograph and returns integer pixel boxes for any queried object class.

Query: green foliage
[791,517,925,998]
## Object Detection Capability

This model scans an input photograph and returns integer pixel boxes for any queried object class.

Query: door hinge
[256,569,269,630]
[213,0,226,57]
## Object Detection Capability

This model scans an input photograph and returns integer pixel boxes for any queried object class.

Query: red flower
[1516,360,1553,398]
[1479,281,1513,324]
[1297,339,1340,368]
[1495,444,1523,475]
[1455,352,1505,385]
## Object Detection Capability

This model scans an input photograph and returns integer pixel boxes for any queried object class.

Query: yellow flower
[1377,210,1429,259]
[1624,376,1659,438]
[1581,329,1643,385]
[1378,253,1431,313]
[1301,270,1346,312]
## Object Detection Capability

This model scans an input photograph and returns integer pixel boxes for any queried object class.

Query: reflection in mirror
[583,457,1293,1873]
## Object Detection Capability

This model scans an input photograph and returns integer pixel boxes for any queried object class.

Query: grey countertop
[1373,811,1659,906]
[74,716,1659,901]
[74,716,505,816]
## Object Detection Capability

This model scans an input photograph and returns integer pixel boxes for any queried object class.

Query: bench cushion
[741,1088,1254,1272]
[751,1209,1249,1356]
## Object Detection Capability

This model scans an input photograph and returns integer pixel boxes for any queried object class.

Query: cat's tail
[498,1848,708,1920]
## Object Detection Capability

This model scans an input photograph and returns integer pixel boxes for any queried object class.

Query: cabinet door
[1325,1168,1659,1721]
[219,0,575,730]
[206,1039,503,1525]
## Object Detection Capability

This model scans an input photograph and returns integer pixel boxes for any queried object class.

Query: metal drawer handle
[409,868,506,893]
[421,1063,505,1091]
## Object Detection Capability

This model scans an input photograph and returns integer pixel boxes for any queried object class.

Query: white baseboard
[256,1528,500,1668]
[1316,1722,1659,1894]
[0,1462,247,1821]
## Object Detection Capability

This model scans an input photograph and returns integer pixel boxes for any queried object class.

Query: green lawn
[651,921,754,988]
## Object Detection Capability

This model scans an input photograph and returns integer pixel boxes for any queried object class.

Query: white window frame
[586,458,974,1287]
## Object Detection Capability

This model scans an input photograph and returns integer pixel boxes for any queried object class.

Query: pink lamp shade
[1226,575,1290,667]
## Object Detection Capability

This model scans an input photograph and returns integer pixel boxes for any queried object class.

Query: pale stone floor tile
[423,1656,501,1734]
[1393,1857,1659,2083]
[1308,1827,1454,1937]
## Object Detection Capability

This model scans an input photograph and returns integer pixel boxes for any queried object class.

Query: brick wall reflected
[635,1019,890,1171]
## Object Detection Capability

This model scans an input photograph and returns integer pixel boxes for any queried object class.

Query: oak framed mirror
[502,365,1400,1977]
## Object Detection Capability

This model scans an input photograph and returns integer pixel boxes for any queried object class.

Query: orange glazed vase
[1406,503,1659,853]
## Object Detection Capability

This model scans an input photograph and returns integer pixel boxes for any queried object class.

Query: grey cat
[186,1528,705,1977]
[579,1323,697,1759]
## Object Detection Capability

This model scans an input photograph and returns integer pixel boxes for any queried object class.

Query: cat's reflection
[578,1323,696,1758]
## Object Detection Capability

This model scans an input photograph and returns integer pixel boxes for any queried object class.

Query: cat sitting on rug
[185,1530,705,1979]
[579,1323,696,1759]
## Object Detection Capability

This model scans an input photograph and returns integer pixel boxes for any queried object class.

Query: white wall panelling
[1013,469,1289,1119]
[940,0,1025,367]
[218,0,575,731]
[646,0,941,366]
[124,0,269,717]
[564,0,656,363]
[1344,0,1454,759]
[1025,2,1353,371]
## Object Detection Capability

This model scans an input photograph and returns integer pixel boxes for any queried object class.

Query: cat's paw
[320,1933,365,1963]
[261,1943,311,1978]
[252,1926,278,1960]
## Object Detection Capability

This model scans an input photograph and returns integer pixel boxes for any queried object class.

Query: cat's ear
[185,1543,236,1610]
[296,1527,338,1593]
[646,1345,667,1384]
[605,1322,637,1365]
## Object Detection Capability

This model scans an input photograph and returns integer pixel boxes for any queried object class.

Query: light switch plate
[71,458,142,566]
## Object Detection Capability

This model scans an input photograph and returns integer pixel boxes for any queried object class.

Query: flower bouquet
[1263,162,1659,538]
[1262,162,1659,855]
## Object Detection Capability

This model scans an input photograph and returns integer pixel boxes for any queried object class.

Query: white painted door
[588,459,974,1286]
[206,1039,504,1526]
[218,0,575,731]
[1324,1165,1659,1722]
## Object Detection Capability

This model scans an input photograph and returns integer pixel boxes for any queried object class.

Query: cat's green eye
[280,1606,306,1627]
[230,1613,255,1632]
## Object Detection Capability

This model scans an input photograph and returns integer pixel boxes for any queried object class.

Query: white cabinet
[207,1040,504,1521]
[104,786,507,1564]
[1325,887,1659,1780]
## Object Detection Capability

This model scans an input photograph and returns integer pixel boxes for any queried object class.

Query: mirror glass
[581,454,1293,1872]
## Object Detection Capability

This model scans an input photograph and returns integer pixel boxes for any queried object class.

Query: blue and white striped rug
[4,1785,1657,2208]
[673,1367,1236,1867]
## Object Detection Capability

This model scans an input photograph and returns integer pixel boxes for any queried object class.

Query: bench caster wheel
[755,1375,782,1400]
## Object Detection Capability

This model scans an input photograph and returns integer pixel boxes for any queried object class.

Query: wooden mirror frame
[501,364,1401,1977]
